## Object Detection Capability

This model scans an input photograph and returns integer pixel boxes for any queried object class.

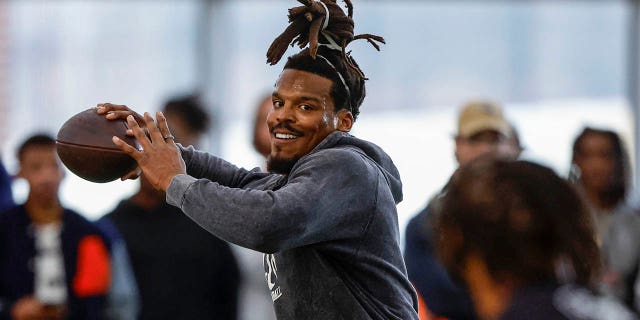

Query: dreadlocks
[266,0,384,120]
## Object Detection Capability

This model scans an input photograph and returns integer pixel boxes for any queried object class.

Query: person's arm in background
[73,234,111,320]
[404,207,436,309]
[403,200,476,320]
[95,217,139,320]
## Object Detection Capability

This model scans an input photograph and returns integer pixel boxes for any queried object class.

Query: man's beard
[266,155,300,174]
[267,121,304,174]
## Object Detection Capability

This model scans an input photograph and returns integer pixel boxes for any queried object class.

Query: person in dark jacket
[95,1,418,319]
[0,134,110,320]
[101,95,240,320]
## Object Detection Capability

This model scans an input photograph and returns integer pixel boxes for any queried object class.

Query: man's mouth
[274,133,299,139]
[271,122,302,140]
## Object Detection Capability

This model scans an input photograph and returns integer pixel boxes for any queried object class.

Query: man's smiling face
[267,69,351,174]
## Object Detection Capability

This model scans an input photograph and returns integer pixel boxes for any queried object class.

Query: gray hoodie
[166,131,419,320]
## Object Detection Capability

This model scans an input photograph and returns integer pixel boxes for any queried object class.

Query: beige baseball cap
[456,100,511,138]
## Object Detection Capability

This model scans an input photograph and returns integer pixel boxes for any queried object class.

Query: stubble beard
[266,154,300,175]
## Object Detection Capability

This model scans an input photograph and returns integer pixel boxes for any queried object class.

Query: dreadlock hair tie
[317,0,330,30]
[318,33,343,51]
[316,54,352,113]
[314,0,343,52]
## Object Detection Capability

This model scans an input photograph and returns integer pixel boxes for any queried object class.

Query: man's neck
[25,197,63,225]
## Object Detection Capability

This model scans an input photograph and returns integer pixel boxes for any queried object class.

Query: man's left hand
[112,112,186,191]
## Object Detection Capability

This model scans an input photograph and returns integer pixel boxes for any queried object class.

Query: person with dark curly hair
[404,100,521,320]
[436,159,635,320]
[96,1,418,319]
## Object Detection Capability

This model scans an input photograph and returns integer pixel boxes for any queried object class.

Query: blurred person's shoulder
[625,192,640,215]
[501,283,637,320]
[611,201,640,228]
[553,284,637,320]
[63,208,110,243]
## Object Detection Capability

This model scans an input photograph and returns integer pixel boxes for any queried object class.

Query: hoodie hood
[307,131,403,203]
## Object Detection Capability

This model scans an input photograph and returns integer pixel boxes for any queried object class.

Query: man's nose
[274,105,295,122]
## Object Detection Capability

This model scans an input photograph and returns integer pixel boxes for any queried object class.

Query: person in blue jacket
[0,134,110,320]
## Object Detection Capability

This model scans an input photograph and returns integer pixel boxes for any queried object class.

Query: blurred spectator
[0,134,111,320]
[0,160,13,212]
[95,213,138,319]
[569,127,640,309]
[436,159,635,320]
[162,94,212,148]
[452,101,520,165]
[404,100,521,320]
[252,94,272,161]
[233,93,277,320]
[100,95,241,320]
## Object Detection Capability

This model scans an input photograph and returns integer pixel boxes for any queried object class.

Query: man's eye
[273,101,284,108]
[300,104,313,111]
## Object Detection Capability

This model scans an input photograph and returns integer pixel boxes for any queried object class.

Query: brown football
[56,108,139,183]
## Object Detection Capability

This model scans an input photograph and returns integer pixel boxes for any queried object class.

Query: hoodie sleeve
[178,144,267,187]
[166,148,378,253]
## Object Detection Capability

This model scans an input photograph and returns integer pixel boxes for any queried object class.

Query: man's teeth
[275,133,298,139]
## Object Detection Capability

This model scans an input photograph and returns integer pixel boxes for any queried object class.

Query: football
[56,108,139,183]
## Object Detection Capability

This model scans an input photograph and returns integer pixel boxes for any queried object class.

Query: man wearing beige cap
[403,100,521,320]
[454,100,520,166]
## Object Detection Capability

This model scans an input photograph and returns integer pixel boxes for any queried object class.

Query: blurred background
[0,0,636,239]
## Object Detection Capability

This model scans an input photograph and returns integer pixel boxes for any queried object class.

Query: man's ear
[336,109,354,132]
